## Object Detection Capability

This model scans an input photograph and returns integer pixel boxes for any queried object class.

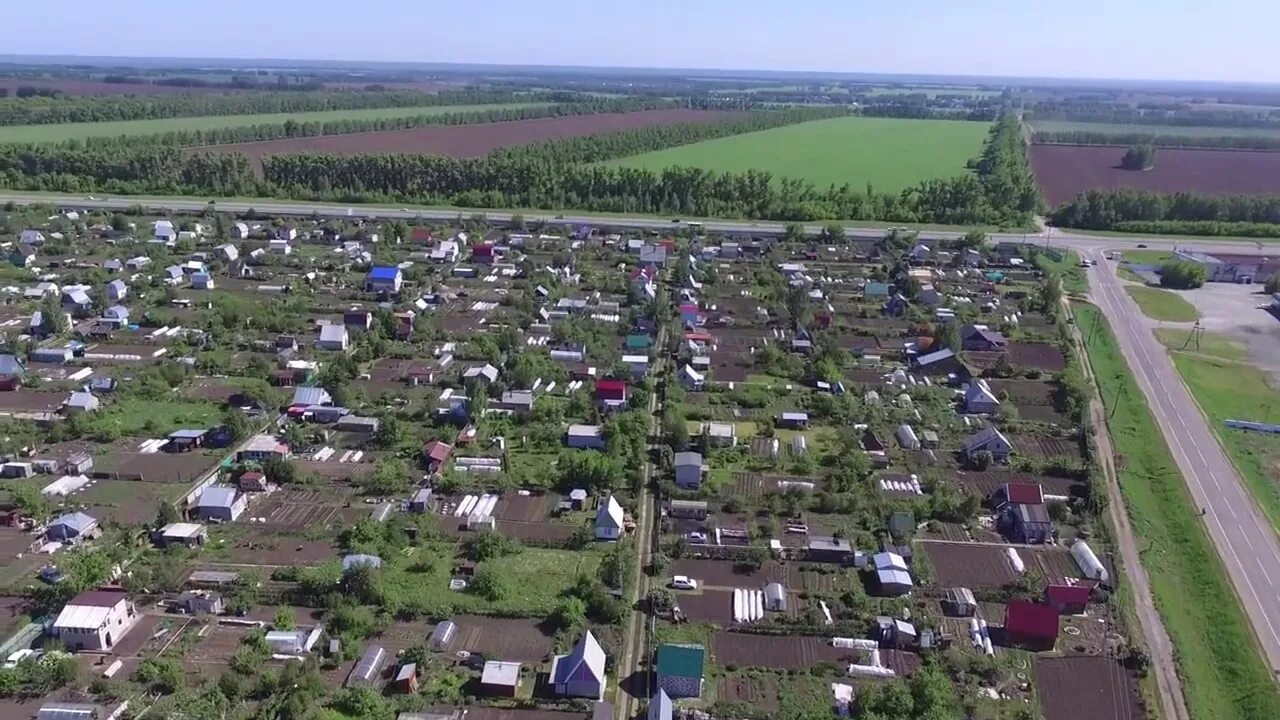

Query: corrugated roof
[369,266,401,281]
[1004,601,1059,640]
[552,630,606,684]
[656,644,705,679]
[51,511,97,534]
[198,486,239,509]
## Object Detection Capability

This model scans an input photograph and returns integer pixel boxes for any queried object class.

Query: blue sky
[7,0,1276,83]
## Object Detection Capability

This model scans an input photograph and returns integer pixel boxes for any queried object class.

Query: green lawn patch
[604,116,990,192]
[83,398,225,438]
[1030,249,1088,294]
[1154,329,1250,362]
[1121,250,1175,265]
[0,103,547,143]
[1124,286,1199,322]
[1075,303,1280,720]
[1170,352,1280,536]
[378,544,601,616]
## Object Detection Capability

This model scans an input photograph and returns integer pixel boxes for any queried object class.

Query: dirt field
[496,494,557,522]
[1036,657,1144,720]
[199,110,738,166]
[1030,144,1280,205]
[93,450,220,483]
[677,589,735,622]
[1007,342,1067,372]
[209,529,339,566]
[719,674,782,711]
[249,485,361,528]
[712,632,920,674]
[924,541,1084,588]
[671,559,788,587]
[442,615,557,663]
[950,470,1085,500]
[1010,434,1082,459]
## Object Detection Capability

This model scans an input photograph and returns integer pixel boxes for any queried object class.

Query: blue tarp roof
[368,266,401,280]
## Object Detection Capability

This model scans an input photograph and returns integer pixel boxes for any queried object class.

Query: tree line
[0,89,570,126]
[40,98,678,150]
[1049,187,1280,236]
[0,111,1038,226]
[1027,102,1280,129]
[1033,129,1280,151]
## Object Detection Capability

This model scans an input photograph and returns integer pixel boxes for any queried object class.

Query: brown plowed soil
[1030,144,1280,205]
[1036,657,1144,720]
[196,109,741,165]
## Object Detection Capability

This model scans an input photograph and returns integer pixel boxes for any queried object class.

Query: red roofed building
[422,441,454,471]
[1002,601,1059,650]
[1045,581,1095,615]
[595,379,628,411]
[684,331,714,344]
[1002,482,1044,506]
[658,238,677,251]
[410,228,434,243]
[472,243,497,264]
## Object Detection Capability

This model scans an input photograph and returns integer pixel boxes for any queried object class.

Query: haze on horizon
[5,0,1277,84]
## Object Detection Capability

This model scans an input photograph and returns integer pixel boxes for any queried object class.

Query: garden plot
[442,615,557,663]
[1007,342,1067,372]
[94,442,222,483]
[923,541,1085,588]
[1010,434,1082,460]
[1036,657,1144,720]
[206,529,339,566]
[248,484,361,528]
[950,470,1085,501]
[712,632,922,675]
[719,674,782,711]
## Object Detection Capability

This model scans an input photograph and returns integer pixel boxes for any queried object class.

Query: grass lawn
[378,544,602,616]
[1076,303,1280,720]
[1030,249,1088,294]
[603,116,990,192]
[1124,286,1199,322]
[1029,119,1280,139]
[1170,352,1280,536]
[1121,249,1175,265]
[0,103,547,143]
[1116,266,1148,283]
[1154,328,1250,362]
[84,398,225,437]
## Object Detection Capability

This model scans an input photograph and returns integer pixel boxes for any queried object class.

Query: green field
[1076,303,1280,720]
[603,116,990,192]
[1154,328,1249,362]
[1030,119,1280,139]
[0,103,547,144]
[1124,286,1199,322]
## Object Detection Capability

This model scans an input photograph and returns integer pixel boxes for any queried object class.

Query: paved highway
[1083,247,1280,674]
[8,190,1280,673]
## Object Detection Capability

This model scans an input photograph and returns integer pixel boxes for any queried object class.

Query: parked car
[686,531,707,543]
[671,576,699,591]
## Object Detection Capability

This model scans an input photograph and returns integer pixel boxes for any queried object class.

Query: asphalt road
[1084,247,1280,674]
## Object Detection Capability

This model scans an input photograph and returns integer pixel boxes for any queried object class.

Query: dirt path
[1068,299,1191,720]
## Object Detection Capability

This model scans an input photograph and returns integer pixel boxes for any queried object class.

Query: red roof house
[684,331,714,344]
[1002,483,1044,506]
[595,379,628,408]
[472,243,496,263]
[410,228,434,243]
[422,441,454,470]
[1045,581,1095,615]
[1002,601,1059,650]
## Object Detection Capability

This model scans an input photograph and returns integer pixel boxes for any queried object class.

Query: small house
[46,511,99,542]
[65,392,100,415]
[942,587,977,617]
[673,451,706,489]
[409,488,434,513]
[648,689,674,720]
[594,379,628,410]
[1002,601,1059,650]
[566,424,606,450]
[318,324,349,351]
[366,266,403,293]
[156,522,207,548]
[961,324,1008,352]
[52,590,137,651]
[550,631,607,699]
[963,427,1014,463]
[238,435,290,462]
[702,422,736,448]
[595,495,625,541]
[494,390,534,415]
[806,535,853,564]
[912,347,964,376]
[268,238,292,255]
[480,661,521,697]
[776,411,809,430]
[166,428,209,452]
[963,380,1001,414]
[392,664,418,694]
[668,499,708,520]
[343,310,372,331]
[422,441,453,471]
[105,279,128,302]
[873,551,914,596]
[195,486,247,523]
[192,273,215,290]
[679,364,704,391]
[1007,503,1053,544]
[655,644,705,699]
[173,590,223,615]
[1045,582,1094,615]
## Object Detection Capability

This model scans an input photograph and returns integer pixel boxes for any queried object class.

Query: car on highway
[1137,243,1148,248]
[670,576,698,591]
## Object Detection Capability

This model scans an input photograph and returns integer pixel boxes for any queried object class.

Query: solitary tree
[1120,144,1157,171]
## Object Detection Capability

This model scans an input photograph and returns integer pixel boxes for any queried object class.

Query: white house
[318,324,350,351]
[702,421,736,448]
[566,424,605,450]
[550,631,607,699]
[105,279,128,302]
[430,240,460,263]
[963,427,1014,462]
[595,495,624,541]
[366,266,403,293]
[231,222,251,239]
[673,451,706,489]
[53,590,138,651]
[153,220,177,243]
[268,238,292,255]
[20,229,44,245]
[217,243,240,262]
[963,380,1001,414]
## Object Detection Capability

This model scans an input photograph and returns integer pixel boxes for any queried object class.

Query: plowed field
[1030,144,1280,205]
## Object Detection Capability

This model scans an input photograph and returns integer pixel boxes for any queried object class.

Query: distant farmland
[198,110,740,166]
[602,116,990,192]
[0,103,549,144]
[1029,119,1280,139]
[1030,144,1280,205]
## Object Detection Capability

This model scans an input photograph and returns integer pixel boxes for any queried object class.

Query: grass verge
[1154,328,1250,362]
[1076,302,1280,720]
[1031,249,1088,294]
[1124,286,1199,322]
[1169,351,1280,535]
